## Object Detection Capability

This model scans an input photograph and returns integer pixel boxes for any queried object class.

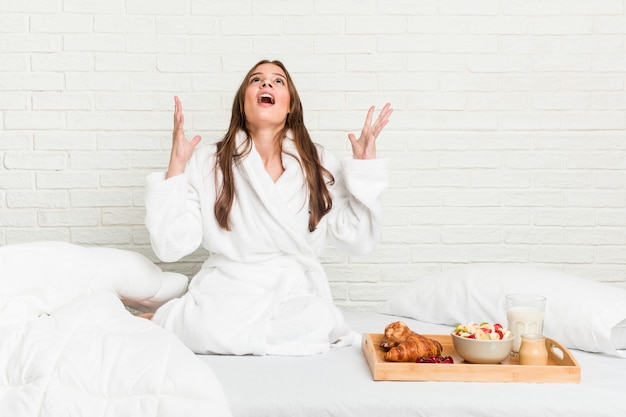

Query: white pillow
[0,241,188,318]
[379,264,626,357]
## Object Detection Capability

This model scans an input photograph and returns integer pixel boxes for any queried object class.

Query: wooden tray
[362,333,580,383]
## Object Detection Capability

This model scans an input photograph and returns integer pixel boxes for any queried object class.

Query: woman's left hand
[348,103,393,160]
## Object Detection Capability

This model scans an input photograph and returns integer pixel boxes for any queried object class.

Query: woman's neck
[250,127,285,182]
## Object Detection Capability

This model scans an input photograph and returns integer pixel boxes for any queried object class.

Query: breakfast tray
[362,333,580,383]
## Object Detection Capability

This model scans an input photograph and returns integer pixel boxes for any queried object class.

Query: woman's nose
[261,79,272,88]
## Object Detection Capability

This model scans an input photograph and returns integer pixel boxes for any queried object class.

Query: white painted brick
[378,0,435,15]
[467,17,529,34]
[531,17,593,35]
[411,245,470,263]
[442,190,500,207]
[0,54,28,72]
[0,209,37,227]
[71,228,133,245]
[69,152,131,170]
[565,191,626,208]
[560,111,625,130]
[4,152,66,170]
[32,93,94,111]
[34,132,96,150]
[4,111,65,130]
[70,190,133,208]
[157,54,220,73]
[2,5,626,310]
[384,190,441,207]
[7,190,68,208]
[254,37,316,56]
[440,0,500,15]
[0,35,61,53]
[534,209,596,226]
[502,0,562,16]
[94,16,154,34]
[38,209,99,227]
[503,227,565,245]
[383,226,439,244]
[592,55,626,72]
[565,228,626,245]
[347,17,406,34]
[595,247,626,265]
[64,34,125,52]
[102,208,145,226]
[0,73,64,91]
[126,0,188,15]
[283,17,344,35]
[469,208,531,225]
[531,93,590,110]
[66,111,170,131]
[594,17,626,34]
[501,192,564,207]
[410,170,470,187]
[101,171,150,188]
[531,246,594,264]
[36,172,99,189]
[66,73,129,91]
[94,93,157,111]
[500,36,560,55]
[532,172,594,189]
[0,15,28,32]
[565,0,624,15]
[411,208,470,225]
[0,171,33,189]
[63,0,124,14]
[500,75,561,92]
[191,0,252,16]
[6,229,70,243]
[468,55,528,72]
[562,35,623,54]
[30,14,92,33]
[95,54,156,72]
[0,133,32,150]
[408,16,467,34]
[469,245,530,263]
[155,17,216,35]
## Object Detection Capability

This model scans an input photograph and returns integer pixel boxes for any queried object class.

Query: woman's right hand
[167,96,202,178]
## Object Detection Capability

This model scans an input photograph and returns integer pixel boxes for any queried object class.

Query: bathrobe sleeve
[322,149,389,255]
[144,151,205,263]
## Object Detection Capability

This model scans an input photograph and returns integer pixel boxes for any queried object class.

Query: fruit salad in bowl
[451,322,514,364]
[453,322,513,341]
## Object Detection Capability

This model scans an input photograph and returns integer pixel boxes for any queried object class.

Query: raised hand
[166,96,202,178]
[347,103,393,160]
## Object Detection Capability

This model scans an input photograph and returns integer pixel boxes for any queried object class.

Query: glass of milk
[505,294,547,355]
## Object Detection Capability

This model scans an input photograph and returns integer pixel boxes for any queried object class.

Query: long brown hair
[214,59,334,232]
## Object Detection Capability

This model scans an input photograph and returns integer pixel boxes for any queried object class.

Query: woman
[145,59,392,356]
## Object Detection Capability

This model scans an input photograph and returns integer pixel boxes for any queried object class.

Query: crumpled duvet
[0,241,232,417]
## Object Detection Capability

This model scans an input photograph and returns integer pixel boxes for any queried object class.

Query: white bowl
[451,332,514,364]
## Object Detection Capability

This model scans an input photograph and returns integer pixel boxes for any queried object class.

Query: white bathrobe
[145,131,388,356]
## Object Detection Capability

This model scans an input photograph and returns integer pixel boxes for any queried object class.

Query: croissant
[379,321,414,350]
[384,333,443,362]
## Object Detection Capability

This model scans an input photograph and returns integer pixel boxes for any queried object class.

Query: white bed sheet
[201,311,626,417]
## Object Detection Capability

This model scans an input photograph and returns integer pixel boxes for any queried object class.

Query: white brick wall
[2,1,626,310]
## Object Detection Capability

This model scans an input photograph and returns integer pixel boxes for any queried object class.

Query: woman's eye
[275,78,284,85]
[250,77,260,83]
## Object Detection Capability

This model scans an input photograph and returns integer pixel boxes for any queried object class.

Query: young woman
[144,59,393,356]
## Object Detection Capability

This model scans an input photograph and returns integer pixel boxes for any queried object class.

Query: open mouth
[258,93,275,105]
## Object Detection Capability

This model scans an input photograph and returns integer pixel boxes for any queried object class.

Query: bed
[202,310,626,417]
[203,264,626,417]
[3,242,626,417]
[0,241,232,417]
